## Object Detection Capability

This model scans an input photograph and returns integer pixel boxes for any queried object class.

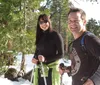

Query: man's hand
[83,79,94,85]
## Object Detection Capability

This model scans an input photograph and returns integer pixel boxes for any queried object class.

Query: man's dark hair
[68,8,86,20]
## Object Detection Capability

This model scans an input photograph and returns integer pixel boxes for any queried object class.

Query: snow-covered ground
[0,77,31,85]
[0,54,72,85]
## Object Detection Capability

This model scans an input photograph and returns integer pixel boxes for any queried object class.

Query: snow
[0,77,31,85]
[62,73,72,85]
[0,54,72,85]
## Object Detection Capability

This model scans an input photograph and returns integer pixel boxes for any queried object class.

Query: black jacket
[34,30,64,64]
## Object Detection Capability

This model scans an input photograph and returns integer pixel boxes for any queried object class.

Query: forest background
[0,0,100,75]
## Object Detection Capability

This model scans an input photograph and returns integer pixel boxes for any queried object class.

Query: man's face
[68,12,86,34]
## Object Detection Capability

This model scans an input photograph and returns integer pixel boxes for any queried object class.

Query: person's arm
[54,33,64,58]
[89,65,100,85]
[86,34,100,60]
[32,47,39,64]
[45,32,64,62]
[83,65,100,85]
[85,34,100,85]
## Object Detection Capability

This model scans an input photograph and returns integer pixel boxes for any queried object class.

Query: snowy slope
[0,54,72,85]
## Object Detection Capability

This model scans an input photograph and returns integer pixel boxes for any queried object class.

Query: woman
[32,14,64,85]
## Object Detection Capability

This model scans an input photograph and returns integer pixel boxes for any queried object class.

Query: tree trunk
[20,52,26,73]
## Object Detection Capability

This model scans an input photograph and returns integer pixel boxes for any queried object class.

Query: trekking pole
[40,62,47,85]
[60,74,62,85]
[30,64,35,85]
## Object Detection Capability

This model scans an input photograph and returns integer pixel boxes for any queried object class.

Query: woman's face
[39,18,50,31]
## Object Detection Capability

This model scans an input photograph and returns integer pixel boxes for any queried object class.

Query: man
[67,8,100,85]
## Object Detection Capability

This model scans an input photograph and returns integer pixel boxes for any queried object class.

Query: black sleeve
[85,34,100,85]
[85,34,100,59]
[55,33,64,58]
[33,47,38,59]
[45,32,64,62]
[90,65,100,85]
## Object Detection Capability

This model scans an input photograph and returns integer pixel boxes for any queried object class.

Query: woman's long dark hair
[35,14,52,45]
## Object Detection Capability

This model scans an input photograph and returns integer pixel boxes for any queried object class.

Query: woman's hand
[83,79,94,85]
[32,58,38,64]
[38,55,45,62]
